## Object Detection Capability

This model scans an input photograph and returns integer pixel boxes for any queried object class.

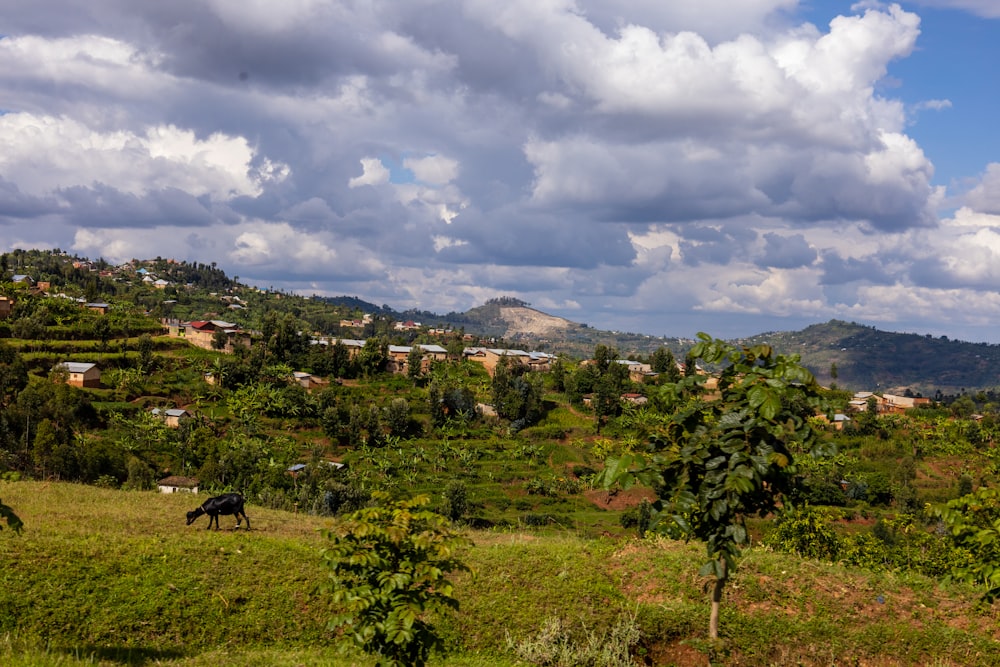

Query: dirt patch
[643,640,710,666]
[499,306,574,337]
[584,486,657,511]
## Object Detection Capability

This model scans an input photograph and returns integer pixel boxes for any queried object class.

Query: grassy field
[2,481,999,666]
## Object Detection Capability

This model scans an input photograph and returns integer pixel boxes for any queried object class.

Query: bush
[766,505,841,561]
[321,481,369,516]
[320,493,471,667]
[442,480,469,523]
[507,612,640,667]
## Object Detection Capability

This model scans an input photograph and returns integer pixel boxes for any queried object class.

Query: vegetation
[4,249,1000,665]
[320,493,471,666]
[2,483,1000,667]
[600,335,830,641]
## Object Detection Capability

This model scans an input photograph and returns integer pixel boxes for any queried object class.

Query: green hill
[8,249,1000,393]
[2,482,999,666]
[739,320,1000,394]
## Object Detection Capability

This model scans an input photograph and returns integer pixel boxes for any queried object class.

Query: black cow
[186,493,250,530]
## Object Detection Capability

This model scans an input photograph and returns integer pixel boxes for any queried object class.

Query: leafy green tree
[549,357,567,392]
[329,340,353,377]
[384,398,412,438]
[592,344,616,373]
[950,394,977,419]
[442,480,469,523]
[407,346,424,382]
[211,328,229,351]
[650,347,672,374]
[0,341,28,407]
[600,334,829,640]
[935,485,1000,602]
[428,380,478,428]
[592,372,622,432]
[91,316,112,353]
[445,336,465,361]
[138,334,155,374]
[321,493,471,667]
[491,356,544,431]
[358,336,389,377]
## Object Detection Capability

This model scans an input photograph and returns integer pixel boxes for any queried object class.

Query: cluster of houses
[848,391,931,415]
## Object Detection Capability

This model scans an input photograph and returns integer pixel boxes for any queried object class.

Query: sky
[3,1,1000,343]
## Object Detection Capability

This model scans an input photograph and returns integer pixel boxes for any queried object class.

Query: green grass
[2,482,1000,666]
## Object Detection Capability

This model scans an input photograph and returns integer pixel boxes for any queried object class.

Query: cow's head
[185,509,203,525]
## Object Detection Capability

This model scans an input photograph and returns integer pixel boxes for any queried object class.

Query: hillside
[5,248,1000,393]
[740,320,1000,394]
[3,482,1000,666]
[326,291,1000,393]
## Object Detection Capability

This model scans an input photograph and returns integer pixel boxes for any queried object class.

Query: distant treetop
[485,296,529,307]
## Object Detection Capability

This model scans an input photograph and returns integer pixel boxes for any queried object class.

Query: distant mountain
[738,320,1000,395]
[312,301,1000,394]
[12,249,998,394]
[317,295,691,357]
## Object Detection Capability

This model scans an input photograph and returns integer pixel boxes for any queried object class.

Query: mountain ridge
[3,249,995,394]
[324,295,1000,393]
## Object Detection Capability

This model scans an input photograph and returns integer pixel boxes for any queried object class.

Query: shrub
[321,481,370,516]
[506,612,640,667]
[320,493,471,667]
[442,480,469,523]
[766,505,842,561]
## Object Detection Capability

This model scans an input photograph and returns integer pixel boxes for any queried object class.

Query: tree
[935,485,1000,602]
[652,347,682,383]
[0,341,28,407]
[320,493,471,667]
[138,334,154,374]
[491,356,544,431]
[92,317,112,355]
[211,328,229,351]
[600,334,830,641]
[358,336,389,378]
[407,346,424,382]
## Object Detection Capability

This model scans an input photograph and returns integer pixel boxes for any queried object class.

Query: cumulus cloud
[0,113,284,200]
[758,232,817,269]
[349,158,392,188]
[404,154,459,186]
[961,164,1000,214]
[1,1,997,341]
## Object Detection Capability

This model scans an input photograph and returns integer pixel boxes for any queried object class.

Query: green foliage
[5,482,1000,665]
[766,505,841,561]
[506,611,640,667]
[491,356,544,432]
[320,492,472,667]
[600,333,830,638]
[935,486,1000,602]
[0,341,28,407]
[442,480,469,523]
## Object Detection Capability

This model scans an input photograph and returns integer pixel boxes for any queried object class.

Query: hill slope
[2,482,999,666]
[740,320,1000,394]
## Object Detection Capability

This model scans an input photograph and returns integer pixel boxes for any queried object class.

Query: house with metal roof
[157,475,199,494]
[56,362,101,388]
[151,407,192,428]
